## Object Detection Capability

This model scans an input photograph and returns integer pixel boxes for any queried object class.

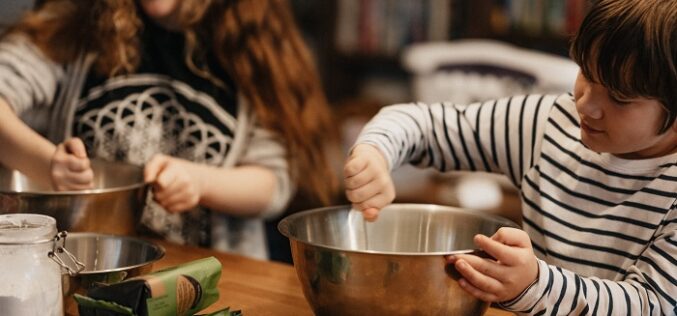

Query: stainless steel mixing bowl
[278,204,520,316]
[0,159,148,235]
[61,233,165,312]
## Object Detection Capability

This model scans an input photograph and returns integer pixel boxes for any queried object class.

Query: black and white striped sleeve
[0,33,63,114]
[501,203,677,315]
[355,94,557,186]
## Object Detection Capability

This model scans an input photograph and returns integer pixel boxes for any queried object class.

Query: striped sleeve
[0,33,63,114]
[501,203,677,316]
[355,94,557,186]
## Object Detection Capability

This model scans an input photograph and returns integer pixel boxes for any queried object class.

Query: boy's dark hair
[570,0,676,133]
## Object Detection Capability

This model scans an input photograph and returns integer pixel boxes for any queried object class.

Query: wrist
[354,143,390,170]
[185,160,208,203]
[352,143,378,154]
[46,144,60,189]
[499,258,547,311]
[501,276,538,306]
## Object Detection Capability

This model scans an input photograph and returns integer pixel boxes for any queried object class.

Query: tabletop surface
[69,239,514,316]
[154,240,514,316]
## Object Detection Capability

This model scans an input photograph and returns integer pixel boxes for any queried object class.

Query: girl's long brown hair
[11,0,338,205]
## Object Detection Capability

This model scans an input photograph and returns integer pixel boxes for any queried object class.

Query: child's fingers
[491,227,531,248]
[457,278,500,303]
[56,182,93,191]
[144,155,169,183]
[59,144,91,172]
[164,201,195,213]
[474,234,521,266]
[346,181,381,204]
[154,170,192,201]
[155,167,178,191]
[159,190,192,207]
[450,253,506,281]
[153,181,178,202]
[64,138,88,159]
[344,166,375,190]
[362,207,379,221]
[353,192,393,212]
[66,157,91,172]
[65,168,94,185]
[156,189,196,211]
[343,155,368,178]
[454,259,503,298]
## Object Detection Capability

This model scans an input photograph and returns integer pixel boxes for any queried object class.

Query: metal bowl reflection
[278,204,519,316]
[0,159,148,235]
[61,233,165,311]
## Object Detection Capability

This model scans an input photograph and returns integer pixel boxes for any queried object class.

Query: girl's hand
[50,138,94,190]
[144,154,202,213]
[446,227,539,303]
[343,144,395,221]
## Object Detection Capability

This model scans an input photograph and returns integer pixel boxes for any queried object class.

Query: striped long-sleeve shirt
[356,94,676,315]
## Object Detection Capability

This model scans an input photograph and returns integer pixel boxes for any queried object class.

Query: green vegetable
[197,307,242,316]
[73,294,135,315]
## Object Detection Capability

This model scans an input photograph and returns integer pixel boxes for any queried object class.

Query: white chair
[398,39,579,211]
[403,39,578,104]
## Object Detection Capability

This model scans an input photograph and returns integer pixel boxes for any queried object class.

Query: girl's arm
[0,34,60,182]
[145,125,292,218]
[0,34,93,189]
[0,98,55,186]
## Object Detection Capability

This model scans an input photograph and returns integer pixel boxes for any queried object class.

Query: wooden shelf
[290,0,576,103]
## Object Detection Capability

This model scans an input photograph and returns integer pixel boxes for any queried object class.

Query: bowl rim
[65,232,166,275]
[278,203,520,256]
[0,159,147,195]
[0,182,148,196]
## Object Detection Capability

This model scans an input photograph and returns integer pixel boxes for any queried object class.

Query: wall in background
[0,0,35,32]
[290,0,590,105]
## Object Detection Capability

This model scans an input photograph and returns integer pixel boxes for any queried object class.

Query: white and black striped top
[356,94,676,315]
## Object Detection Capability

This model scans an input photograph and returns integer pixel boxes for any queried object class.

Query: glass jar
[0,214,63,316]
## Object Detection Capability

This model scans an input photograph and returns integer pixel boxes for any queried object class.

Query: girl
[0,0,336,259]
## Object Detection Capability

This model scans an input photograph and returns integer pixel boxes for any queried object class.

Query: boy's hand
[446,227,538,303]
[343,144,395,221]
[144,154,202,213]
[50,138,94,191]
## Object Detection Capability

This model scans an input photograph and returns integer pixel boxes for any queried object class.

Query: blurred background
[0,0,588,263]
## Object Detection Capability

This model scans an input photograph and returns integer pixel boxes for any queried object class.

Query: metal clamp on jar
[0,214,85,316]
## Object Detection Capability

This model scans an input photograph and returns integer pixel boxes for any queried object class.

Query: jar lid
[0,214,57,244]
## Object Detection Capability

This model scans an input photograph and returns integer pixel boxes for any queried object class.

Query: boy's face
[573,72,677,159]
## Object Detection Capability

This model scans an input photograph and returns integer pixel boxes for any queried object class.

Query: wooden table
[152,240,513,316]
[155,240,312,315]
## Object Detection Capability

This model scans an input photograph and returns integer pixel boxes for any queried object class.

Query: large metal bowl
[61,233,165,313]
[0,159,148,235]
[278,204,520,316]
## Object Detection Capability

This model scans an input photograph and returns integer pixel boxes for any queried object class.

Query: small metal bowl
[0,159,148,235]
[61,233,165,311]
[279,204,519,316]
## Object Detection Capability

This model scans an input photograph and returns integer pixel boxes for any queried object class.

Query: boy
[343,0,676,314]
